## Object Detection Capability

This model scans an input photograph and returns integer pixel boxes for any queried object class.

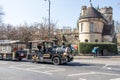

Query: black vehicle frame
[28,40,73,65]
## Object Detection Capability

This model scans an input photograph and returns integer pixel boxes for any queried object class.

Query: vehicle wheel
[66,57,69,62]
[62,57,69,65]
[52,57,61,65]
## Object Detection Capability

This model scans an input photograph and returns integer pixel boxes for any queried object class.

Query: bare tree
[115,21,120,33]
[115,21,120,44]
[4,24,18,40]
[16,23,33,43]
[0,6,4,25]
[0,17,57,43]
[32,18,57,40]
[0,24,6,39]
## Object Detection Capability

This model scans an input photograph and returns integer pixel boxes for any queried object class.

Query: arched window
[95,39,98,42]
[85,39,88,42]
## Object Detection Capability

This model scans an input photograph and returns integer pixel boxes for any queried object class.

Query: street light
[44,0,51,39]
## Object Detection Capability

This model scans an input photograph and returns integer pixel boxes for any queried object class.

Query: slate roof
[80,7,104,20]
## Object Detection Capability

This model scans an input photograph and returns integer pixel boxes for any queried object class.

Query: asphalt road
[0,58,120,80]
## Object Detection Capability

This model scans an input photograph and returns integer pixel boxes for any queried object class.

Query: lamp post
[44,0,51,39]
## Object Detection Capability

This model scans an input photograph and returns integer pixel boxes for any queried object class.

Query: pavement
[73,53,120,60]
[73,53,120,66]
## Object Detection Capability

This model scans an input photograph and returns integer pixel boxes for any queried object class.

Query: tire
[62,57,69,65]
[52,57,61,65]
[66,57,69,62]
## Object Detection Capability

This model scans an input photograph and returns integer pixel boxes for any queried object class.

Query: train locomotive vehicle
[28,40,73,65]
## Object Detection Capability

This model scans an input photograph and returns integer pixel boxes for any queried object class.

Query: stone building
[78,5,115,42]
[33,5,115,45]
[55,27,79,44]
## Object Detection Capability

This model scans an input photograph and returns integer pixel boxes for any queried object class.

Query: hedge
[78,42,118,55]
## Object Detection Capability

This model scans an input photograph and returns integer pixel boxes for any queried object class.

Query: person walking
[101,49,104,56]
[92,46,99,57]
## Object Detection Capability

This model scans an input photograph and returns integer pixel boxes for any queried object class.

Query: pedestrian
[37,43,45,61]
[101,49,104,56]
[65,44,72,54]
[61,42,66,48]
[37,43,42,52]
[37,43,44,56]
[92,46,99,57]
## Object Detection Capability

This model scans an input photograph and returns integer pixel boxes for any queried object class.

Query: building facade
[78,5,115,42]
[32,5,115,44]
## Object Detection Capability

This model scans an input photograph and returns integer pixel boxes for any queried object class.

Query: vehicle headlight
[63,52,68,56]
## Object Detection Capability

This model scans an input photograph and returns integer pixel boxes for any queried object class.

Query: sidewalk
[73,54,120,65]
[73,53,120,60]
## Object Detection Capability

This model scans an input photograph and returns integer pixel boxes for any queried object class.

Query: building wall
[99,7,113,24]
[79,33,102,42]
[78,18,104,42]
[103,35,112,42]
[55,28,79,44]
[78,6,114,43]
[53,6,114,44]
[116,32,120,44]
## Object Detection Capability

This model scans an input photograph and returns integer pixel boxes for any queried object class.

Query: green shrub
[78,42,118,55]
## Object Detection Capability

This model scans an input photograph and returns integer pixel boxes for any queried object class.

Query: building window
[81,23,83,32]
[85,39,88,42]
[95,39,98,42]
[90,22,94,32]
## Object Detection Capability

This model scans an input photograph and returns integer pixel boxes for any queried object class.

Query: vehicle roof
[28,40,53,43]
[0,40,25,45]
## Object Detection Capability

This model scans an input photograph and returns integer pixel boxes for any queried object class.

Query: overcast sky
[0,0,120,28]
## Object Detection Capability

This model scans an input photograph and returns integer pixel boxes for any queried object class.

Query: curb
[73,55,120,59]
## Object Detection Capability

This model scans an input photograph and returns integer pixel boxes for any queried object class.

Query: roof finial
[90,0,93,7]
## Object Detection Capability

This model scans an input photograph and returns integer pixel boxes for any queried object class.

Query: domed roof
[80,7,104,19]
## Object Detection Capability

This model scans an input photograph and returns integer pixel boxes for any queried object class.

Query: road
[0,57,120,80]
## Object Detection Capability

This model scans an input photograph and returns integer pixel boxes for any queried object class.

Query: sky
[0,0,120,29]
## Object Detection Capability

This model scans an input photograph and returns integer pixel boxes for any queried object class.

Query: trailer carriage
[0,40,27,61]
